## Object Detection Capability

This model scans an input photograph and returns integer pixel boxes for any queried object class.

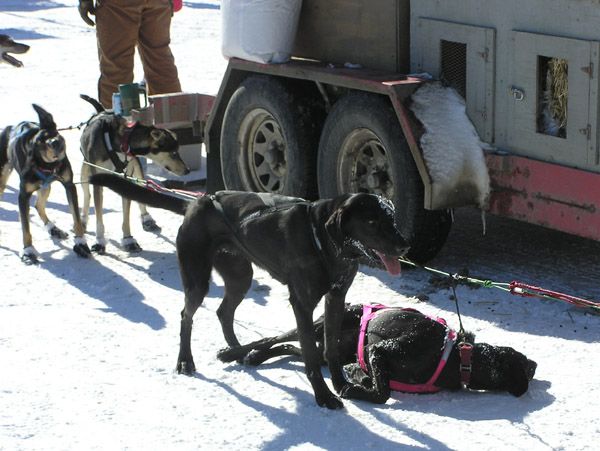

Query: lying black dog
[219,304,537,403]
[89,173,409,409]
[79,94,189,253]
[0,104,91,264]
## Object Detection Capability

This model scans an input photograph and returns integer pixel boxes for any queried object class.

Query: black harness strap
[211,197,288,281]
[102,121,128,173]
[211,198,331,283]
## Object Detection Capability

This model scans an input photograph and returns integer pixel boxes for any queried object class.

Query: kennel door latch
[581,63,593,78]
[510,86,525,101]
[579,124,591,140]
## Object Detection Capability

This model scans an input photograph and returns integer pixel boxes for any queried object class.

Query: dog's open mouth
[375,251,402,275]
[1,52,24,67]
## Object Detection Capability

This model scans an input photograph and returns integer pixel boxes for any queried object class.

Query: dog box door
[508,31,599,171]
[412,19,496,143]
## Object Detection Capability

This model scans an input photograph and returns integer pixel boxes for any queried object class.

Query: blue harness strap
[34,168,57,188]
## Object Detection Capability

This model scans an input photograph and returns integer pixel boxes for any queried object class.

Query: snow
[1,2,599,450]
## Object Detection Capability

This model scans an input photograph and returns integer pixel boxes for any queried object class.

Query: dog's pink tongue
[375,251,402,275]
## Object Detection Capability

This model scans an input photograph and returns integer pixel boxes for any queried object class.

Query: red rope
[509,281,600,310]
[144,178,206,199]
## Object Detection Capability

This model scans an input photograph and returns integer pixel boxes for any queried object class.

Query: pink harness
[357,304,457,393]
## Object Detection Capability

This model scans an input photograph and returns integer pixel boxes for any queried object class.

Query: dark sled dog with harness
[0,104,91,264]
[218,303,537,403]
[79,94,189,253]
[89,173,409,409]
[0,34,29,67]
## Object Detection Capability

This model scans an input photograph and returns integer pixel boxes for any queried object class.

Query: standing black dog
[0,104,91,264]
[218,304,538,403]
[89,173,409,409]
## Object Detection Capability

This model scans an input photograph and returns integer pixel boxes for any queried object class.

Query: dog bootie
[121,235,142,253]
[21,246,39,265]
[91,237,107,255]
[45,221,68,240]
[73,236,91,258]
[141,214,161,233]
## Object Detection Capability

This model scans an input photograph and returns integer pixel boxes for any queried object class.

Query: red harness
[357,304,465,393]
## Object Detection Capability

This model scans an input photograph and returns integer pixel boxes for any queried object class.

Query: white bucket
[221,0,303,64]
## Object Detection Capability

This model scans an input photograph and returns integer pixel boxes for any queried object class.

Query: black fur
[219,304,537,404]
[89,173,409,409]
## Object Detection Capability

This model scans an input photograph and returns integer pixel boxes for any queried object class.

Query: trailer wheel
[317,93,451,263]
[220,76,316,198]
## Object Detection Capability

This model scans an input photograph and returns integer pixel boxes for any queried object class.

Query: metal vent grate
[440,40,467,99]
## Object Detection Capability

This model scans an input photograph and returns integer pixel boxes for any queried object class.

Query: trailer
[150,0,600,263]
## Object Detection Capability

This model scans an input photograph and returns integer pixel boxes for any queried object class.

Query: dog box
[147,93,214,171]
[149,93,214,130]
[292,0,410,73]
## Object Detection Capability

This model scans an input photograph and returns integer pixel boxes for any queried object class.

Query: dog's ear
[32,104,57,132]
[325,203,349,244]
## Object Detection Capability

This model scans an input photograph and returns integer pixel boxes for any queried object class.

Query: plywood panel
[292,0,410,72]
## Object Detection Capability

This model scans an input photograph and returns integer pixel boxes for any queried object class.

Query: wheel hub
[338,129,394,198]
[238,109,287,192]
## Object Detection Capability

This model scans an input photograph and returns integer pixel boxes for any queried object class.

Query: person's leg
[138,0,182,96]
[95,0,143,108]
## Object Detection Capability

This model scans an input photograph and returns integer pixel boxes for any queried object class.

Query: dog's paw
[216,347,237,362]
[121,236,142,253]
[316,392,344,410]
[242,349,266,366]
[340,383,387,404]
[176,360,196,375]
[141,215,161,233]
[21,246,40,265]
[73,238,92,258]
[45,221,68,240]
[339,383,365,399]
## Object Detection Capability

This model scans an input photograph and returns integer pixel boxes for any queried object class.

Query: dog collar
[458,341,473,388]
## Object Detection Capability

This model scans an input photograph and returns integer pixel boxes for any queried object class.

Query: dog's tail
[80,94,105,113]
[89,173,189,215]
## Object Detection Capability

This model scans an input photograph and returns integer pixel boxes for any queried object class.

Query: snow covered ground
[1,2,599,450]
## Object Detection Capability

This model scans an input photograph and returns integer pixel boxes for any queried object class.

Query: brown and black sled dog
[90,173,409,409]
[0,34,29,67]
[79,94,189,254]
[218,304,538,404]
[0,104,91,264]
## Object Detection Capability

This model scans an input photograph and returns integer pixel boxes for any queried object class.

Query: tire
[317,92,451,263]
[220,76,317,198]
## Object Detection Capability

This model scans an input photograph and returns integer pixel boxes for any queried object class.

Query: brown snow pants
[95,0,181,108]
